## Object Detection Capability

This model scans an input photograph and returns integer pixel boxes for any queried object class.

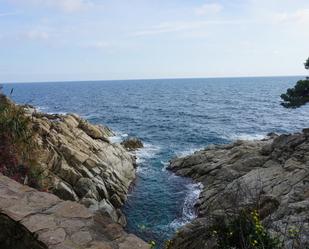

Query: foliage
[305,57,309,70]
[210,209,282,249]
[0,92,41,188]
[280,80,309,108]
[148,240,156,248]
[280,57,309,108]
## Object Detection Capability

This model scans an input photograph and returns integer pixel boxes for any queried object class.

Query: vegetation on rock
[305,57,309,70]
[0,91,42,188]
[209,209,282,249]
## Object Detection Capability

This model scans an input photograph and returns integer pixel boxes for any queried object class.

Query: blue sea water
[3,76,309,248]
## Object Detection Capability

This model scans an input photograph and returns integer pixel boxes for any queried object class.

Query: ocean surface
[3,76,309,248]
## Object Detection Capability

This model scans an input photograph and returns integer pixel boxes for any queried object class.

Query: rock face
[25,108,137,226]
[168,131,309,249]
[0,174,150,249]
[121,137,144,151]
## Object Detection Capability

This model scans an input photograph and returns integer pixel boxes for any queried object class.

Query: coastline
[167,132,309,249]
[0,95,150,248]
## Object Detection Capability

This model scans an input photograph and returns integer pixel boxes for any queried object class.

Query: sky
[0,0,309,82]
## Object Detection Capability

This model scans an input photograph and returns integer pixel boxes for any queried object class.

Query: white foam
[175,147,204,158]
[36,106,47,112]
[135,143,161,164]
[169,182,203,230]
[223,133,266,141]
[161,161,169,171]
[109,132,128,143]
[48,111,67,115]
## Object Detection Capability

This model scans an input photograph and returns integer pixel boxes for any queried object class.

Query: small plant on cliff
[210,209,282,249]
[0,92,41,188]
[280,57,309,108]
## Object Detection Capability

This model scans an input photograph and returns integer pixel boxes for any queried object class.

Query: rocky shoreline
[167,131,309,249]
[24,105,138,226]
[0,97,150,248]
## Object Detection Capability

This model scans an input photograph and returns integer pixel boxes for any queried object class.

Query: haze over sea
[3,76,309,248]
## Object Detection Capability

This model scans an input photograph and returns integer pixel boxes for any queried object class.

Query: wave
[37,106,67,115]
[222,133,266,141]
[169,182,203,230]
[109,132,128,143]
[161,161,169,171]
[135,143,161,164]
[36,106,47,112]
[175,146,204,158]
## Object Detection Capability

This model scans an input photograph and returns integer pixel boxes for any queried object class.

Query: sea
[3,76,309,248]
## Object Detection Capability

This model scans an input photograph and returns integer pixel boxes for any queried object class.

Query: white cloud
[0,11,20,17]
[195,3,223,16]
[133,22,195,36]
[23,30,50,41]
[133,19,247,37]
[82,41,111,49]
[273,8,309,24]
[8,0,94,13]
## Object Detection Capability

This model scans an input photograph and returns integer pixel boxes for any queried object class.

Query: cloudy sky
[1,0,309,82]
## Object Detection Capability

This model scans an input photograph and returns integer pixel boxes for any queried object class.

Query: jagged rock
[21,105,137,226]
[78,119,113,141]
[0,174,150,249]
[53,180,78,201]
[74,178,98,199]
[121,137,143,151]
[90,199,119,223]
[168,131,309,249]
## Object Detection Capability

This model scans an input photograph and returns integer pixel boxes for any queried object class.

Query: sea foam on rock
[167,131,309,249]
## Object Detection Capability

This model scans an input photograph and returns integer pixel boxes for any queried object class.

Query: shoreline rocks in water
[18,102,138,227]
[167,131,309,249]
[0,96,150,248]
[121,137,144,151]
[31,110,135,226]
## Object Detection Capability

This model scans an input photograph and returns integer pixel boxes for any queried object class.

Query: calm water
[3,76,309,248]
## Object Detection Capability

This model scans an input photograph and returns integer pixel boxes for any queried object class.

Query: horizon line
[2,74,306,84]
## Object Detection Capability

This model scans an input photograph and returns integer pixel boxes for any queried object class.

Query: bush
[210,209,282,249]
[0,93,41,188]
[280,80,309,108]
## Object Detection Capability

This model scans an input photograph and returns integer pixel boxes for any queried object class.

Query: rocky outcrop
[24,107,137,226]
[168,131,309,249]
[121,137,144,151]
[0,174,150,249]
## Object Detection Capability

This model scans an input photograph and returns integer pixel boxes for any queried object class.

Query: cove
[4,76,309,248]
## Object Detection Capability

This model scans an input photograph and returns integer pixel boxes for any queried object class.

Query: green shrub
[281,80,309,108]
[0,93,42,188]
[210,209,282,249]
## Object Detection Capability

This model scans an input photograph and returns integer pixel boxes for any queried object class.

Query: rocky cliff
[168,131,309,249]
[0,174,149,249]
[22,106,137,226]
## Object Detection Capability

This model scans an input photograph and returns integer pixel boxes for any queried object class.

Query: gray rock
[23,106,137,228]
[53,181,78,201]
[168,130,309,249]
[121,137,143,151]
